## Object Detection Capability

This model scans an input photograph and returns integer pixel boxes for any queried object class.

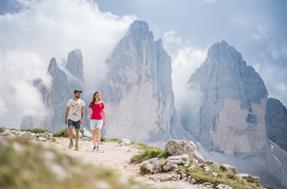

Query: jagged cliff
[21,49,84,132]
[183,41,268,154]
[180,41,287,188]
[266,98,287,151]
[99,20,176,142]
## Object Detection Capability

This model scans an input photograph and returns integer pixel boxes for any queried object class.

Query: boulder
[165,140,204,163]
[166,154,189,165]
[140,158,163,174]
[162,161,178,172]
[39,132,53,141]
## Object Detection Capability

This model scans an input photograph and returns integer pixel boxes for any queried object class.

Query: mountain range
[20,20,287,189]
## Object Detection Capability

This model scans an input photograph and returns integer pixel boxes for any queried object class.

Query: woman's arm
[103,110,106,126]
[88,108,92,119]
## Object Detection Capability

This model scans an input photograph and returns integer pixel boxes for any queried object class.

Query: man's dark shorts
[67,119,81,129]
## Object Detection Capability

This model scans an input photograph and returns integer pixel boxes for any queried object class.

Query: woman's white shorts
[90,120,103,130]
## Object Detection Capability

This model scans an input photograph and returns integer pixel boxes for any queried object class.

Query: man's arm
[64,106,70,124]
[80,105,84,125]
[81,106,84,120]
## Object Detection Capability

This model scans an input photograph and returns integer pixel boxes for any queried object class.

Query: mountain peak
[129,20,149,32]
[207,40,243,64]
[48,57,60,75]
[66,49,83,79]
[126,20,153,41]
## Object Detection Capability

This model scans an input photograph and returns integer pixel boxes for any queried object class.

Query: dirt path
[47,137,207,189]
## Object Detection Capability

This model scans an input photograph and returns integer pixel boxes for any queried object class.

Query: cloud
[163,31,207,107]
[255,63,287,106]
[0,0,135,127]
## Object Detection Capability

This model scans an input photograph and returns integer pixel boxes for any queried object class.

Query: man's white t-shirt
[66,98,85,121]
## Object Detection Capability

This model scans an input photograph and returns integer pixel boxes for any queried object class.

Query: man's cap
[74,89,82,93]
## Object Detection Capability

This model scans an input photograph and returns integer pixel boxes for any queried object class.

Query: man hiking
[64,89,85,151]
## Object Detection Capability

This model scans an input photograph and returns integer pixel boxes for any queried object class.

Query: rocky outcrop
[139,139,263,189]
[20,49,84,132]
[99,20,176,142]
[266,97,287,151]
[165,139,204,163]
[182,40,268,154]
[181,41,287,189]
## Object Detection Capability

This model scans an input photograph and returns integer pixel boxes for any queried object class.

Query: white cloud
[163,31,207,107]
[0,0,135,127]
[254,63,287,107]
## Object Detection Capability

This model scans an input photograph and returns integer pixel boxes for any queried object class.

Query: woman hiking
[88,91,105,152]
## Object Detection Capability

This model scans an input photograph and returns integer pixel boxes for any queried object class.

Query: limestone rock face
[266,97,287,151]
[20,49,84,132]
[183,41,268,155]
[99,20,176,142]
[182,41,287,188]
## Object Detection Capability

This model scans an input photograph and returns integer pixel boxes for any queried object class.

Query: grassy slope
[0,137,165,189]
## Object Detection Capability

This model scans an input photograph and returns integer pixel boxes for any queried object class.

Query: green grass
[20,128,47,134]
[187,164,260,189]
[53,129,67,137]
[101,137,122,143]
[131,142,170,163]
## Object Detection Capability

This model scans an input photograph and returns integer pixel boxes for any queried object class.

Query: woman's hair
[91,91,101,105]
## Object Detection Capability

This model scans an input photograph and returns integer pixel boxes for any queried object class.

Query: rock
[165,139,204,163]
[216,184,233,189]
[237,173,260,184]
[0,129,17,138]
[20,132,33,140]
[120,138,131,146]
[205,160,214,166]
[266,97,287,151]
[190,178,197,184]
[99,20,177,142]
[166,140,196,155]
[140,158,162,174]
[37,137,47,142]
[183,40,268,154]
[39,132,53,141]
[20,49,84,132]
[219,164,236,173]
[200,164,211,172]
[180,40,287,188]
[166,154,189,165]
[162,161,178,172]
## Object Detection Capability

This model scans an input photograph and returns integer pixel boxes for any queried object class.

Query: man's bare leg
[67,127,73,148]
[75,128,80,151]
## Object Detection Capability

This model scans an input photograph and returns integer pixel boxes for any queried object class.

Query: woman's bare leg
[95,128,101,145]
[92,129,97,146]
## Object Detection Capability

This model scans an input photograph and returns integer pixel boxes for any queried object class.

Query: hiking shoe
[75,144,79,151]
[92,145,99,152]
[68,140,73,148]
